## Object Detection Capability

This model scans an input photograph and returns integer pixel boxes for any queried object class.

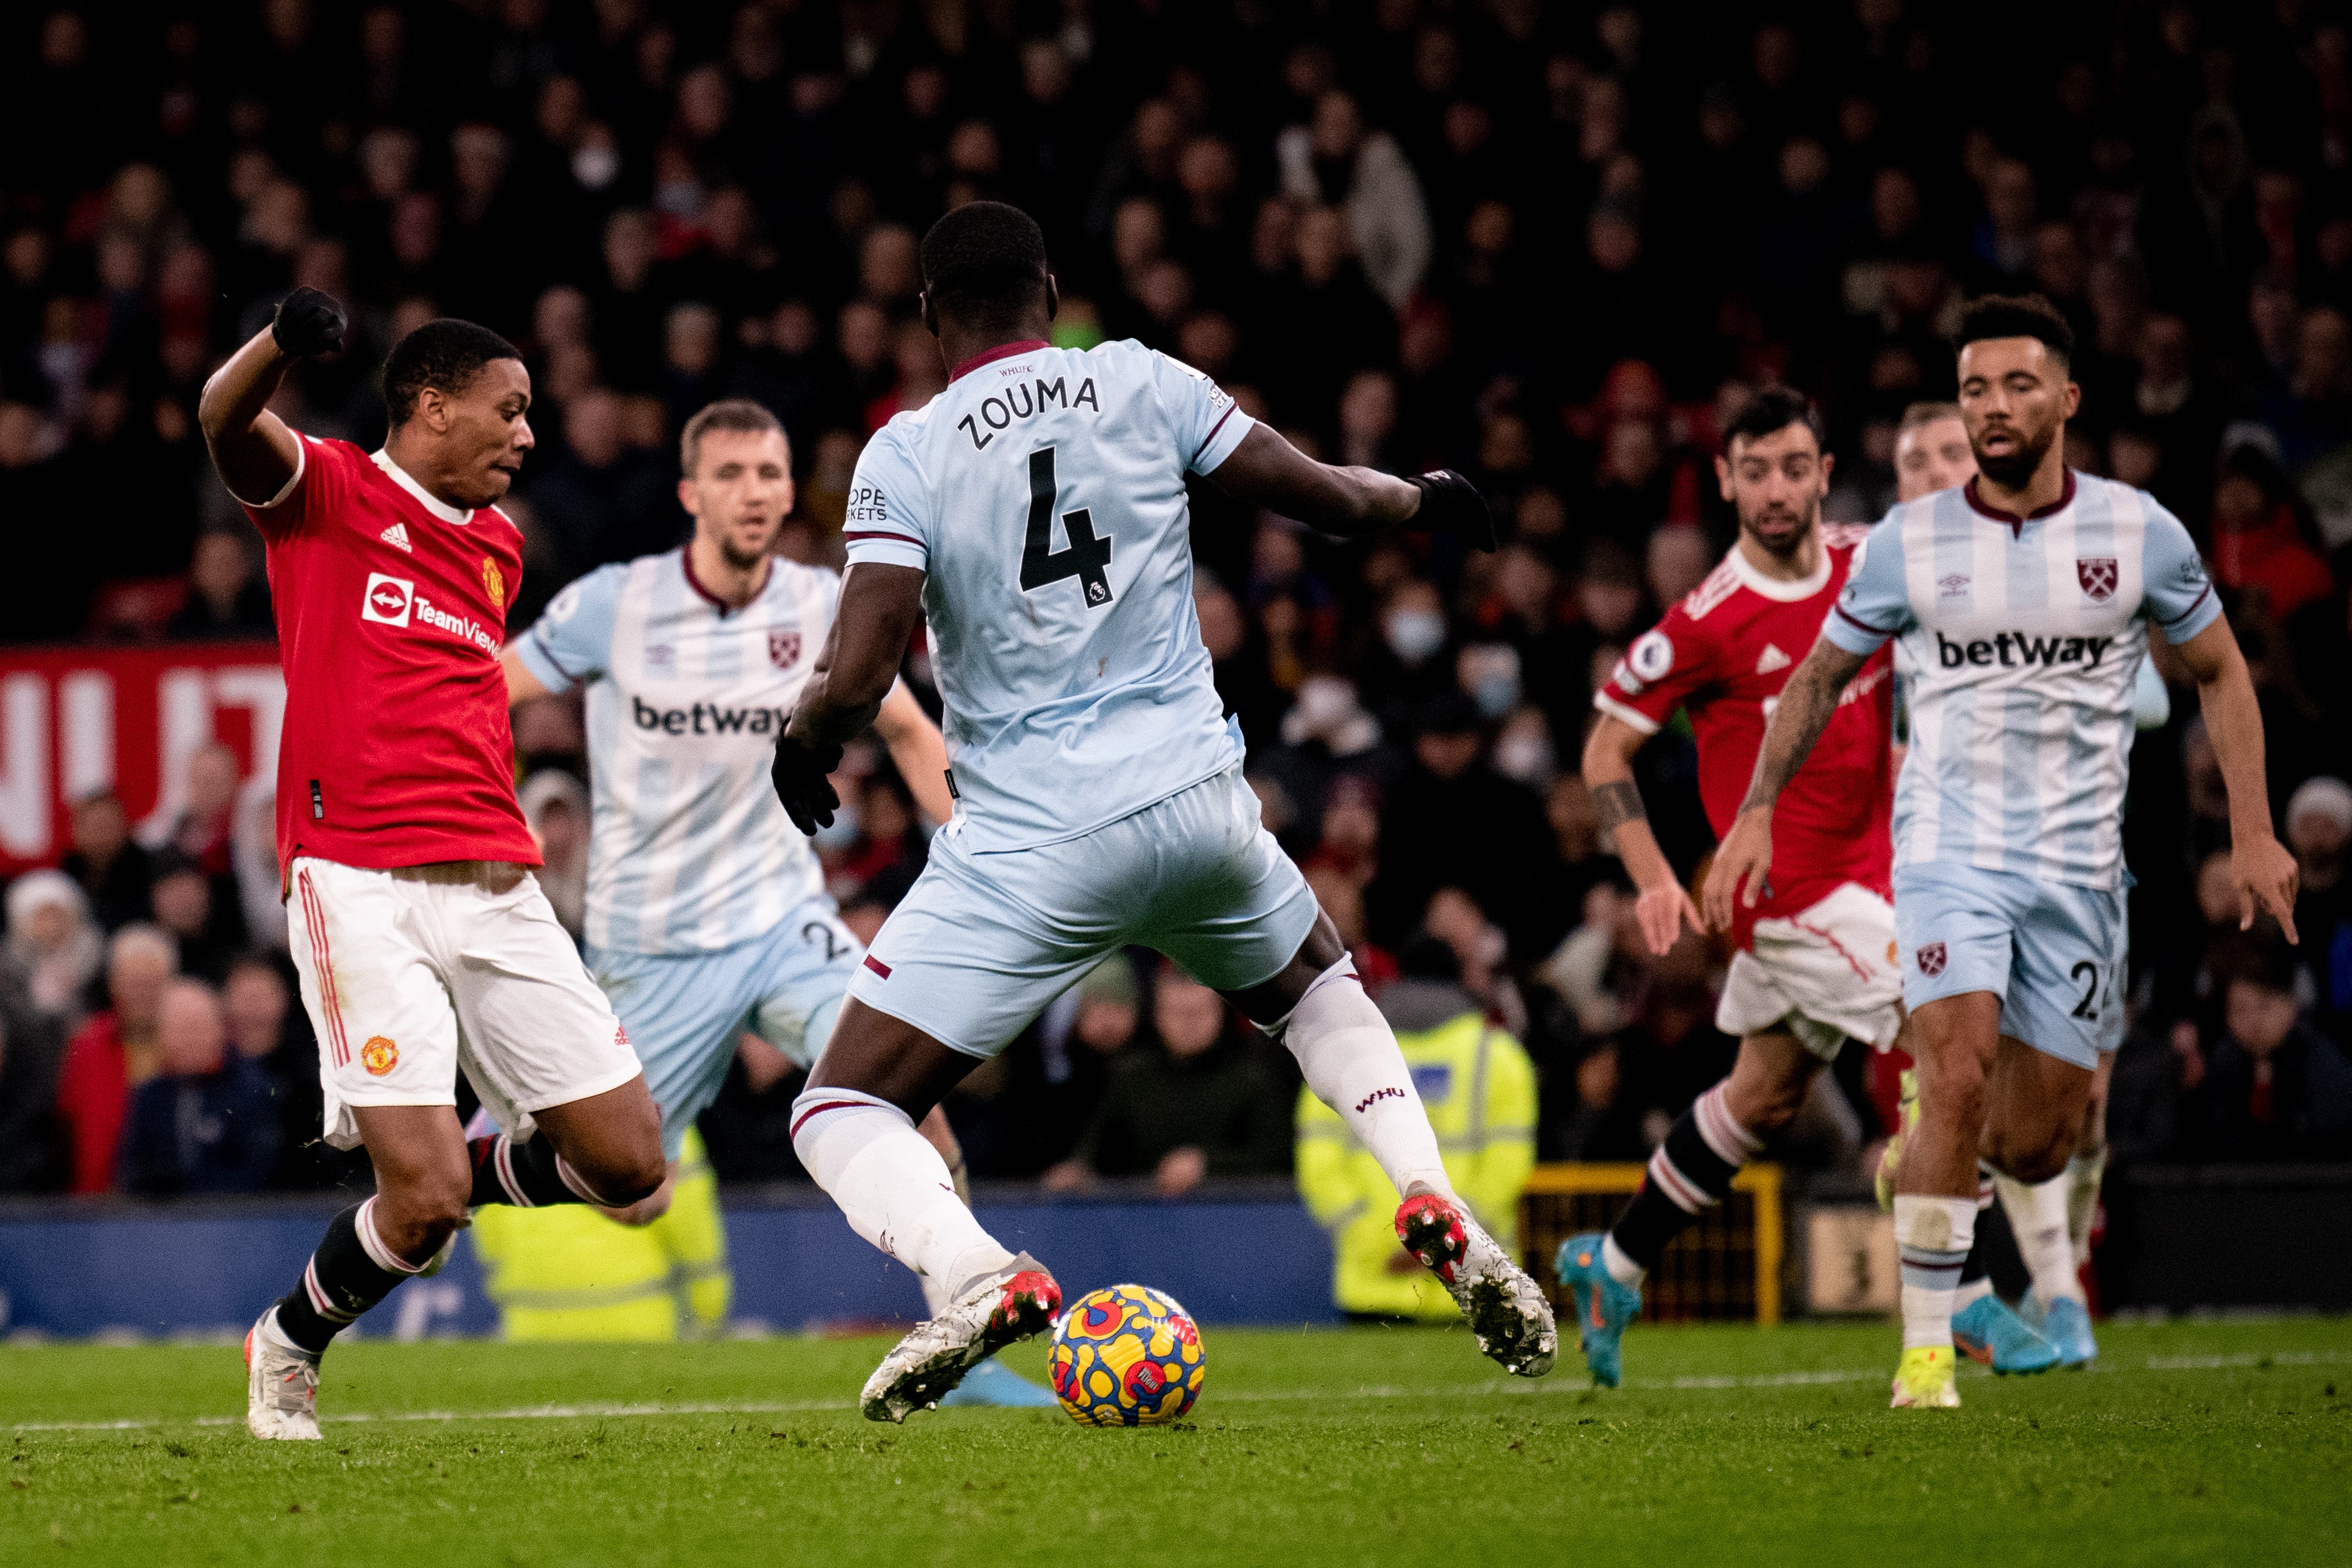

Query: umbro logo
[1754,643,1791,675]
[380,522,412,552]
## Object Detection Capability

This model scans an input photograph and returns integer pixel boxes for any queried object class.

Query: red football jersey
[245,436,538,873]
[1595,529,1894,946]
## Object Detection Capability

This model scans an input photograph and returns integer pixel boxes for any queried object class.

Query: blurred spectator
[4,869,103,1030]
[147,847,242,985]
[2208,442,2337,623]
[1044,969,1289,1196]
[53,923,176,1194]
[1297,937,1534,1320]
[1367,694,1561,957]
[1276,92,1431,309]
[116,978,279,1194]
[2184,940,2352,1160]
[161,741,243,875]
[60,790,154,933]
[164,531,274,640]
[0,969,68,1191]
[231,778,287,952]
[519,770,590,942]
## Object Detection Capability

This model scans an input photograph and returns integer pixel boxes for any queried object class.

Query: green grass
[5,1317,2350,1566]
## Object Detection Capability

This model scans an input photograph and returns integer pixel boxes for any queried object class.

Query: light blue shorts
[587,895,861,1158]
[1892,862,2128,1069]
[850,764,1321,1059]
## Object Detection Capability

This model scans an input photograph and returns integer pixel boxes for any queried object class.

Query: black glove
[271,286,347,359]
[771,732,845,836]
[1403,469,1496,553]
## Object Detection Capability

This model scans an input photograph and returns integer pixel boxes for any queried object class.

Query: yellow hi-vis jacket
[469,1129,731,1340]
[1295,983,1537,1320]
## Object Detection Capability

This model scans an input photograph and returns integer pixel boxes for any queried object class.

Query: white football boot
[860,1254,1062,1423]
[1397,1191,1558,1377]
[244,1310,323,1440]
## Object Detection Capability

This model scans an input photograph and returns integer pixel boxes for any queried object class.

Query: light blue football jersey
[1824,472,2222,891]
[841,338,1257,851]
[513,549,839,953]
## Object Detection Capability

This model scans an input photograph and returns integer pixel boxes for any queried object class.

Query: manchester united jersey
[1595,529,1895,943]
[243,435,539,873]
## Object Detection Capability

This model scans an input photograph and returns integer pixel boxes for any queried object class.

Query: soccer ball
[1048,1284,1206,1426]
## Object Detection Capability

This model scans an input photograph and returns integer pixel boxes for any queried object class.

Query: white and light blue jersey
[513,549,838,953]
[841,337,1257,851]
[1823,472,2221,891]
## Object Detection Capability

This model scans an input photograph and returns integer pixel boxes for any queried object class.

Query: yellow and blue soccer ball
[1048,1284,1206,1426]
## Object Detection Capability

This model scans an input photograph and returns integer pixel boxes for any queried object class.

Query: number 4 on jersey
[1019,446,1113,609]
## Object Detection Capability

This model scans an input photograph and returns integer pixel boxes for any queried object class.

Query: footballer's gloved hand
[272,286,348,359]
[1403,469,1496,552]
[771,731,845,836]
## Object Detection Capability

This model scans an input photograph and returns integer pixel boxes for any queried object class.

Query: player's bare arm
[1207,424,1496,551]
[774,563,928,833]
[197,286,346,504]
[1701,637,1870,928]
[500,648,552,706]
[2173,615,2300,941]
[1582,712,1702,955]
[874,681,955,825]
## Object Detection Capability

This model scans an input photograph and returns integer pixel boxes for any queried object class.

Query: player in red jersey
[198,288,665,1439]
[1554,389,1904,1386]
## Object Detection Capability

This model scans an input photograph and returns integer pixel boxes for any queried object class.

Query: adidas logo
[380,522,412,552]
[1754,643,1792,674]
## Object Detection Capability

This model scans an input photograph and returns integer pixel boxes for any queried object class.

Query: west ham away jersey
[839,338,1257,851]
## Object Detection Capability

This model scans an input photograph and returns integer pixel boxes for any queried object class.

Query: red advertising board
[0,643,284,874]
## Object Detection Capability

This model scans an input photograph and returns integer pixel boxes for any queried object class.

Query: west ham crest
[1916,942,1947,978]
[769,629,802,669]
[2076,557,2118,602]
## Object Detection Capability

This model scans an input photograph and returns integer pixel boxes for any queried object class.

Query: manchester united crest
[769,629,801,669]
[2076,557,2118,602]
[480,556,507,609]
[1916,942,1947,978]
[361,1035,399,1076]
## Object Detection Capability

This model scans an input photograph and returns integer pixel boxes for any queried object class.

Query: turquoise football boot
[1554,1230,1641,1389]
[937,1356,1059,1408]
[1950,1293,2060,1375]
[2036,1295,2099,1367]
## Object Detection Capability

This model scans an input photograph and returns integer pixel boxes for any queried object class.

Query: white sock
[1894,1194,1977,1351]
[791,1087,1014,1301]
[1600,1232,1645,1290]
[1997,1171,2085,1307]
[1953,1276,1992,1309]
[2064,1151,2104,1266]
[1271,956,1453,1201]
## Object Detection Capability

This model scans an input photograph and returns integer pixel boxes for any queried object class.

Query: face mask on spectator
[814,801,862,851]
[1469,669,1521,718]
[1494,729,1553,782]
[1384,609,1446,663]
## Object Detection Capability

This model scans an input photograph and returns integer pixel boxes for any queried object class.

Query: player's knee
[377,1162,472,1252]
[1991,1122,2071,1184]
[584,1145,668,1209]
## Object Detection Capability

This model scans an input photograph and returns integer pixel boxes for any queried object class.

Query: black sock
[1609,1084,1757,1271]
[468,1131,593,1208]
[272,1199,421,1356]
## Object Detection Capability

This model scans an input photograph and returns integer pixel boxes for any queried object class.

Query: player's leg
[1156,766,1552,1376]
[912,1107,1058,1408]
[449,871,665,1212]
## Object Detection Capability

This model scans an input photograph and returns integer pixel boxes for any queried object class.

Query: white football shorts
[848,763,1321,1058]
[1716,881,1905,1061]
[286,855,643,1149]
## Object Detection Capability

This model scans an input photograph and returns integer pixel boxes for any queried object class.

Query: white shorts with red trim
[1715,881,1904,1061]
[286,855,642,1150]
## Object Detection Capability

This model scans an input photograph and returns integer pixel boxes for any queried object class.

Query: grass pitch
[5,1317,2348,1567]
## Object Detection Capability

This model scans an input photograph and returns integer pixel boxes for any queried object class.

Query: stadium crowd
[4,0,2352,1198]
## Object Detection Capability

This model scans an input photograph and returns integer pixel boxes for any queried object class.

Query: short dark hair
[1721,386,1823,457]
[381,318,523,425]
[680,399,784,474]
[919,201,1050,328]
[1954,292,2075,368]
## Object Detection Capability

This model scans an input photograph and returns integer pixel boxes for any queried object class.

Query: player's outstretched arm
[1583,712,1701,956]
[1700,637,1869,930]
[1205,424,1495,551]
[198,287,347,507]
[774,563,928,834]
[875,681,954,825]
[2174,616,2300,942]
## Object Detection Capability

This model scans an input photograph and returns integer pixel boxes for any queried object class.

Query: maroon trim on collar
[1964,469,2078,535]
[681,546,767,617]
[949,339,1050,383]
